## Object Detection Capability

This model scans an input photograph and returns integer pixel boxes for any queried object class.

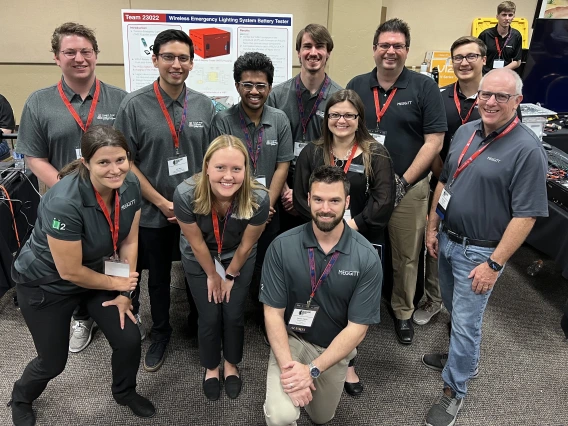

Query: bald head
[477,69,523,135]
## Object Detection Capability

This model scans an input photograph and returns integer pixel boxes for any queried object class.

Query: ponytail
[58,159,89,180]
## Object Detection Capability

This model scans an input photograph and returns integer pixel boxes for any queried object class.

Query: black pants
[183,254,256,369]
[12,284,140,404]
[132,225,198,341]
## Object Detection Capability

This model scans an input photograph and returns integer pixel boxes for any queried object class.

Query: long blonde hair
[192,135,265,219]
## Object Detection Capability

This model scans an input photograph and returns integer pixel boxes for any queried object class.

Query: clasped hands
[207,273,234,304]
[280,361,316,407]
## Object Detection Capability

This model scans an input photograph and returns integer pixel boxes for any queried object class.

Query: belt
[441,224,499,248]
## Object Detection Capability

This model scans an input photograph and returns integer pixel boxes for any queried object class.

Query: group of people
[7,2,549,426]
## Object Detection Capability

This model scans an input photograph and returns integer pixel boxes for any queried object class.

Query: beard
[311,210,344,233]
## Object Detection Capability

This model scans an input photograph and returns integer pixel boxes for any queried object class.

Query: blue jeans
[437,231,502,399]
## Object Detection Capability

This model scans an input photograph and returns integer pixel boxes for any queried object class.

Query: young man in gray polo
[114,29,215,373]
[15,22,127,353]
[260,165,382,426]
[211,51,294,336]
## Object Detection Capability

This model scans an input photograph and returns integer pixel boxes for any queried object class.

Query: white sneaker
[413,301,442,325]
[135,313,146,341]
[69,318,96,353]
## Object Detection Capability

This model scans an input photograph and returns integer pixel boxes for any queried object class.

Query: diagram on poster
[121,10,293,106]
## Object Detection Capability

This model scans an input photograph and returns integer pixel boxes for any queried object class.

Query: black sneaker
[117,392,156,418]
[425,389,463,426]
[422,353,479,378]
[9,399,36,426]
[144,340,168,372]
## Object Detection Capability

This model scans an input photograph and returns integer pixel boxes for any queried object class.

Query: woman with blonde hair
[173,135,269,401]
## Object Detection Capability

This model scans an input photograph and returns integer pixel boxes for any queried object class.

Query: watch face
[310,366,321,378]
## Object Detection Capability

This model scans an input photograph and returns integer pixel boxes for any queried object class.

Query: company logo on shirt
[52,218,66,231]
[316,110,325,118]
[96,113,116,121]
[188,121,204,128]
[487,157,501,163]
[121,199,136,210]
[266,139,278,146]
[338,270,360,276]
[397,101,413,106]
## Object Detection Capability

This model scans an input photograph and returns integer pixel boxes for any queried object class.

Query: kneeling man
[260,165,382,425]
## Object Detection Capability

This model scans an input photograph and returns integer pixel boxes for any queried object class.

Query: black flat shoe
[395,319,414,345]
[9,400,36,426]
[225,367,242,399]
[203,370,221,401]
[117,393,156,418]
[344,381,364,396]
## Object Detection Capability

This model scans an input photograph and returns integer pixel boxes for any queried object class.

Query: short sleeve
[41,196,83,241]
[249,190,270,226]
[0,95,15,130]
[512,31,522,61]
[173,180,196,224]
[421,79,448,134]
[210,114,226,141]
[114,98,139,161]
[293,143,318,221]
[276,115,294,162]
[259,238,287,308]
[510,144,549,218]
[347,247,382,325]
[16,95,49,158]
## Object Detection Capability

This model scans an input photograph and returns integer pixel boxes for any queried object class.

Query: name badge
[348,164,364,174]
[294,141,307,157]
[167,155,189,176]
[343,209,352,221]
[287,302,319,333]
[493,59,505,69]
[369,129,387,145]
[435,187,452,220]
[214,258,226,281]
[76,148,82,159]
[104,257,130,278]
[255,175,267,187]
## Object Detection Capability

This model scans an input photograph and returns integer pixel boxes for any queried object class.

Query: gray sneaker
[135,313,146,341]
[425,390,463,426]
[422,353,479,378]
[69,318,96,353]
[413,301,442,325]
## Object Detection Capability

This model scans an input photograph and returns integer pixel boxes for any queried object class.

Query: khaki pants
[388,177,430,320]
[263,333,356,426]
[425,188,442,305]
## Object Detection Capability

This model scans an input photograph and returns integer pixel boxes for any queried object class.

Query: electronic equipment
[546,146,568,210]
[189,28,230,59]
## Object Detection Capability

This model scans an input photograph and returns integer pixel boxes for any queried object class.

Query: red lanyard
[307,248,340,307]
[372,87,398,125]
[331,142,358,173]
[295,75,330,139]
[153,81,189,153]
[57,79,100,132]
[452,117,519,183]
[94,189,120,257]
[494,31,512,58]
[211,202,234,259]
[453,84,478,125]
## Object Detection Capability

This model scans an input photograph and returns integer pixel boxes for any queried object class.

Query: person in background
[0,93,15,160]
[15,22,128,354]
[293,89,395,396]
[10,125,155,425]
[114,29,216,373]
[174,135,269,400]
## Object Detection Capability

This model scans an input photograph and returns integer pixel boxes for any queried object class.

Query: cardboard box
[189,28,231,59]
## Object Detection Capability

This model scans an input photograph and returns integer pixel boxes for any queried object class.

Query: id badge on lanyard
[167,155,189,176]
[104,257,130,278]
[370,129,387,145]
[435,187,452,220]
[493,59,505,69]
[294,141,307,157]
[76,148,82,160]
[287,303,319,333]
[255,175,267,187]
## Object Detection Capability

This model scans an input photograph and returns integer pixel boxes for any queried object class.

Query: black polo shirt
[14,171,141,294]
[346,67,447,180]
[478,26,522,74]
[260,223,382,348]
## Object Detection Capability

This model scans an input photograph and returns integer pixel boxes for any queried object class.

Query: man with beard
[260,165,382,426]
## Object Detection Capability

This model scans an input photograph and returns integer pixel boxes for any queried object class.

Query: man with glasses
[15,22,128,354]
[478,1,522,74]
[423,68,548,426]
[211,52,293,336]
[114,29,215,372]
[347,18,447,345]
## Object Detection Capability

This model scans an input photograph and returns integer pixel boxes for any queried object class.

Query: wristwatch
[225,272,240,281]
[120,290,135,299]
[400,176,411,190]
[486,258,503,272]
[308,362,321,379]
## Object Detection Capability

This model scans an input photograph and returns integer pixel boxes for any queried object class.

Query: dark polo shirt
[260,222,382,348]
[439,117,548,241]
[14,171,141,294]
[347,67,447,181]
[478,25,522,74]
[16,78,126,170]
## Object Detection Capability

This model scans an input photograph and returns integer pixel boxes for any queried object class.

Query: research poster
[121,10,293,108]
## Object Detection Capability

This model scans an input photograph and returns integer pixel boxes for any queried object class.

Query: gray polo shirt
[173,176,269,261]
[210,103,294,188]
[16,78,126,170]
[14,171,141,295]
[114,81,216,228]
[260,222,382,348]
[439,117,549,241]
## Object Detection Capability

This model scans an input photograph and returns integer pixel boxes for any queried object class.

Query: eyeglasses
[60,48,95,59]
[158,53,191,64]
[375,43,407,52]
[328,113,359,121]
[452,54,482,64]
[238,82,269,93]
[477,90,519,103]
